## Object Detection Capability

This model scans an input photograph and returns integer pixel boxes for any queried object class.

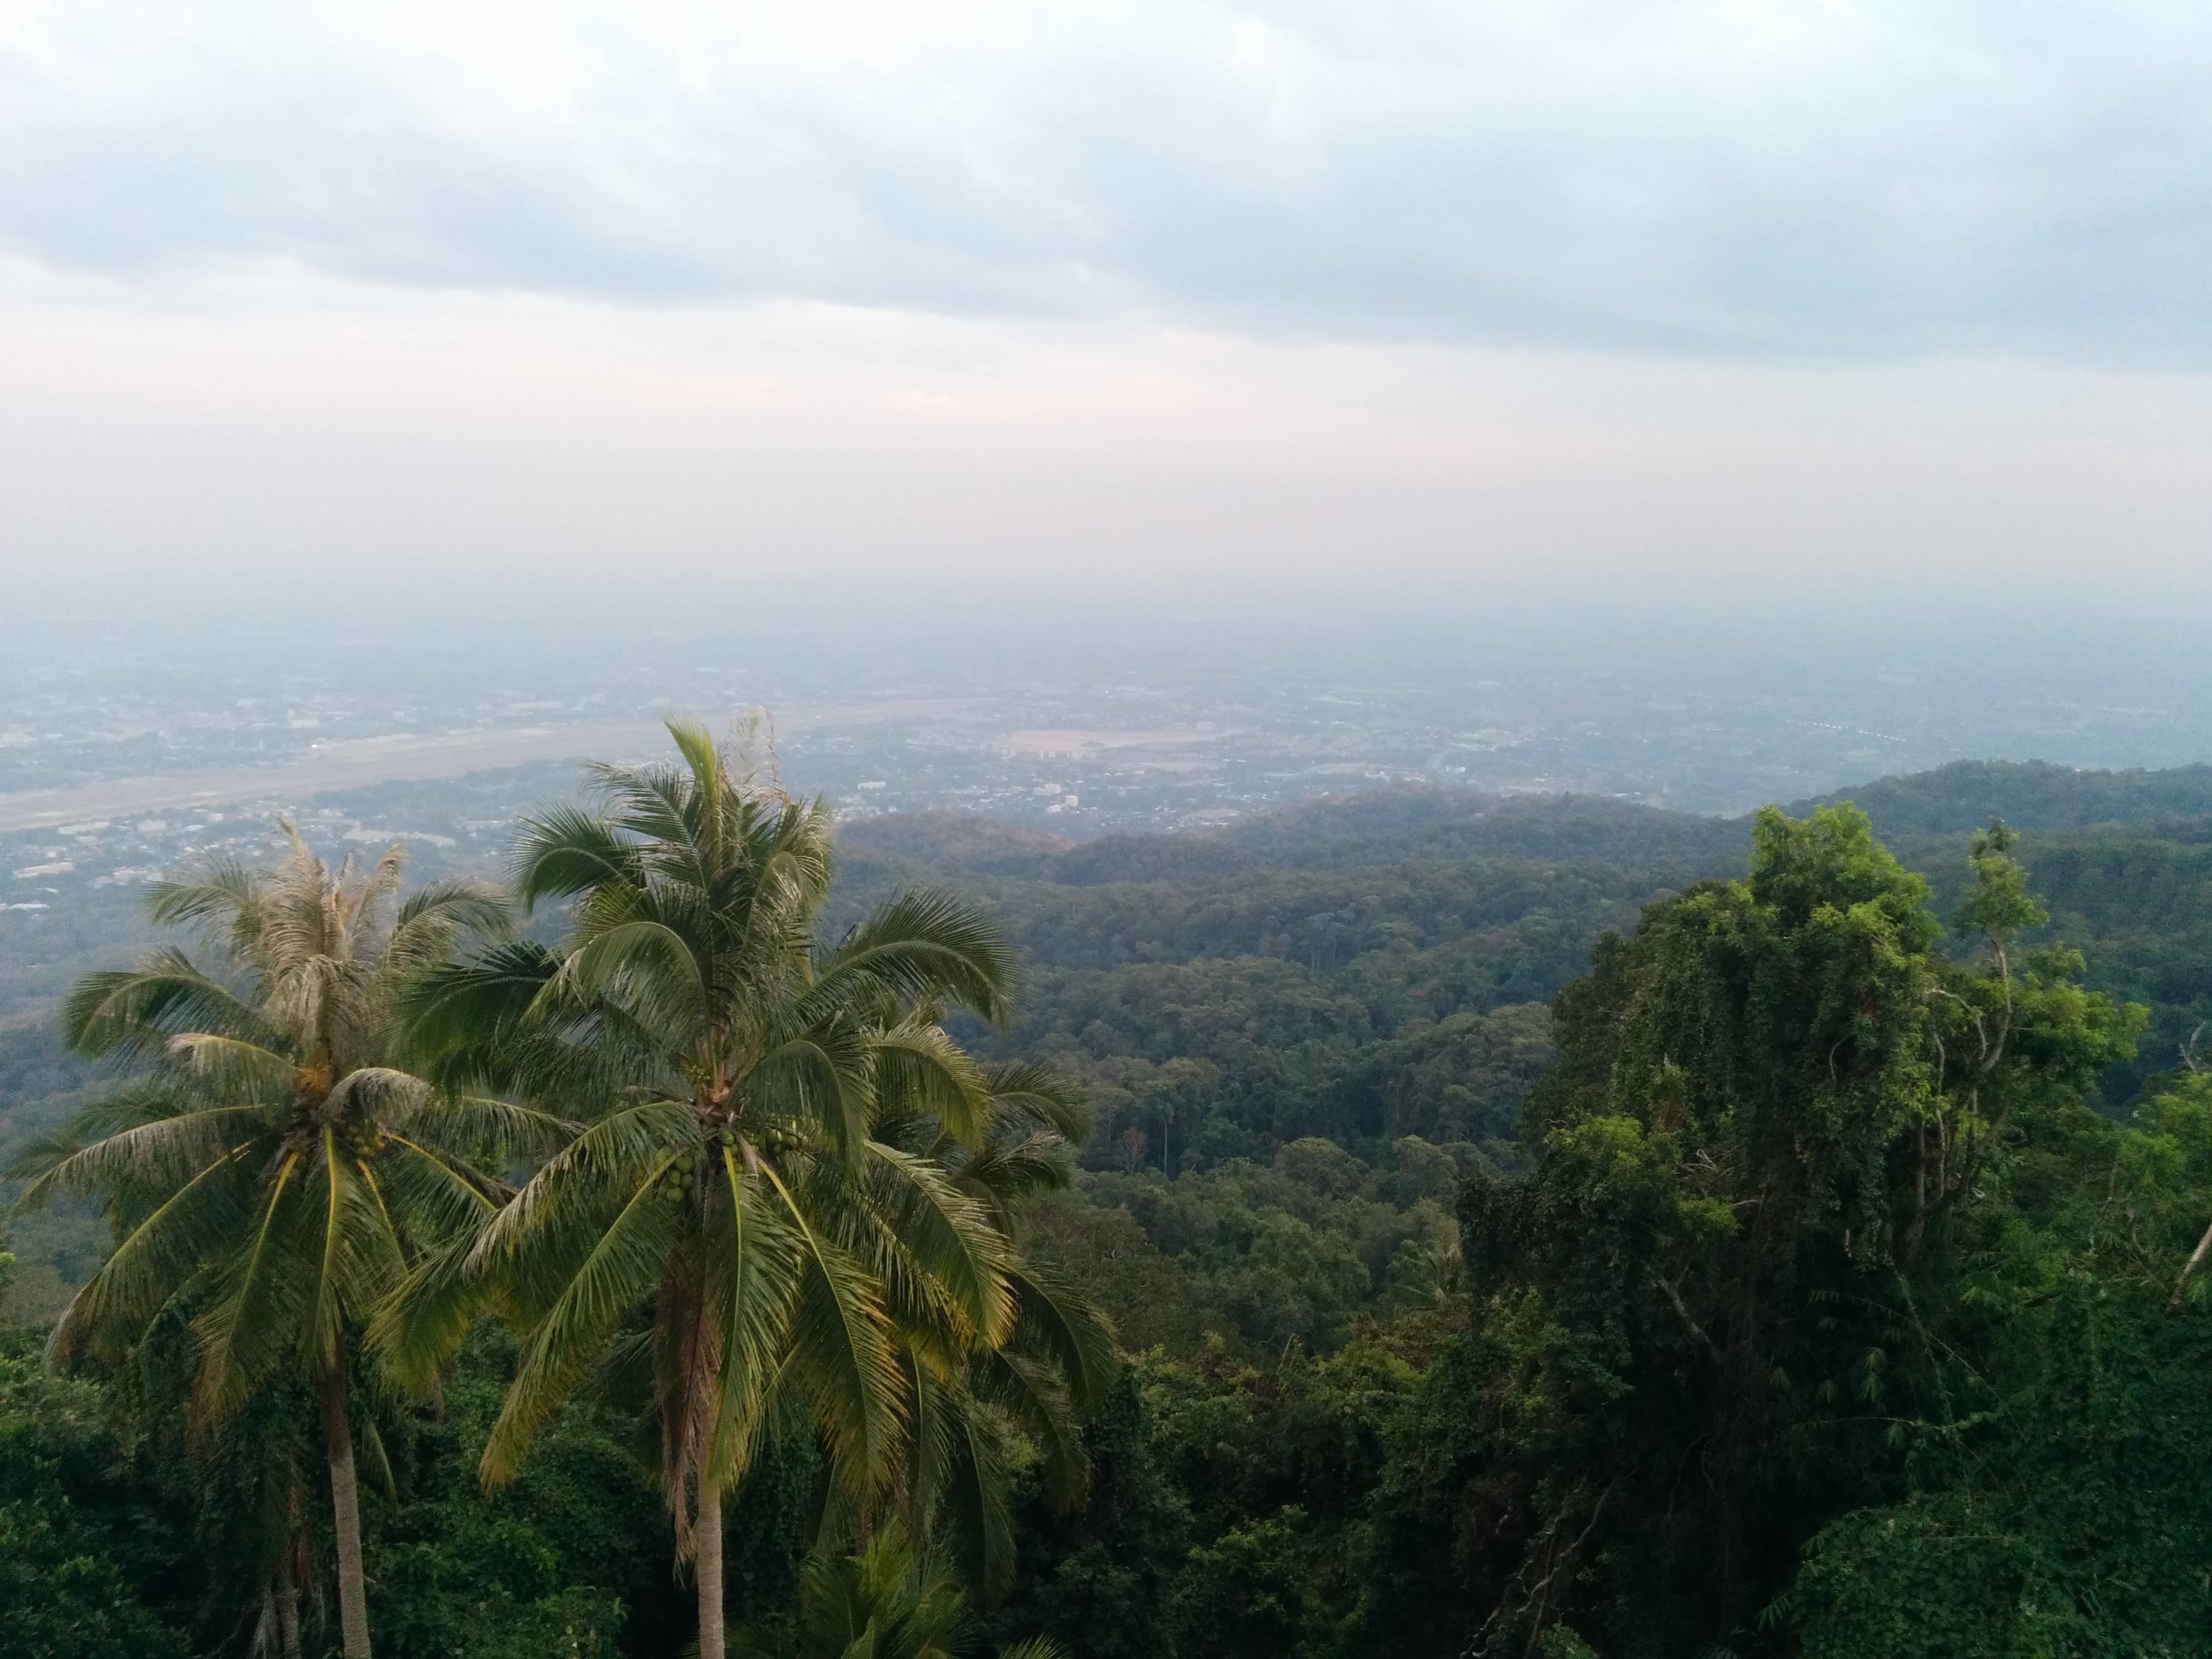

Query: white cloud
[9,258,2212,596]
[9,1,2212,602]
[5,0,2212,357]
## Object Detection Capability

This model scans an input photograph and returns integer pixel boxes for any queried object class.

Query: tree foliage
[394,720,1109,1650]
[16,769,2212,1658]
[1352,808,2154,1656]
[9,827,523,1657]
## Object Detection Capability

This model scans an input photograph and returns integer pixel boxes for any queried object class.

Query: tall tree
[9,829,528,1659]
[398,720,1103,1654]
[1355,806,2142,1656]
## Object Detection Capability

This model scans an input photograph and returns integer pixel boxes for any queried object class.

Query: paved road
[0,702,981,833]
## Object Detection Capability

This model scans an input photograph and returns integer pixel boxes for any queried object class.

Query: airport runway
[0,703,981,833]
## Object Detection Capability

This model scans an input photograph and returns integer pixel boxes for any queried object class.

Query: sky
[5,0,2212,613]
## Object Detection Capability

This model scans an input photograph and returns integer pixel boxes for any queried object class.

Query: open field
[0,701,984,832]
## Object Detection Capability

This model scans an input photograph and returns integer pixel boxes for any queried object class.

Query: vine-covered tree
[1359,806,2143,1656]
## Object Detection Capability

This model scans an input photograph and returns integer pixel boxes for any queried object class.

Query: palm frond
[703,1149,804,1492]
[47,1149,260,1367]
[752,1025,876,1168]
[933,1382,1017,1603]
[394,874,512,935]
[8,1076,199,1171]
[63,952,280,1061]
[190,1153,316,1424]
[977,1348,1088,1513]
[146,855,263,938]
[762,1162,905,1503]
[359,1419,398,1503]
[167,1033,297,1099]
[12,1102,270,1210]
[873,1023,996,1149]
[1004,1259,1117,1412]
[307,1136,404,1380]
[472,1097,694,1271]
[323,1065,434,1125]
[385,1092,577,1166]
[556,918,708,1039]
[512,805,637,909]
[480,1163,684,1486]
[378,878,513,989]
[343,840,411,955]
[376,1133,505,1240]
[809,890,1021,1027]
[863,1142,1015,1349]
[399,941,562,1058]
[370,1227,493,1395]
[951,1133,1077,1234]
[980,1059,1087,1142]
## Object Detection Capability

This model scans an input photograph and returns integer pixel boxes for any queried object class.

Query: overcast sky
[6,0,2212,604]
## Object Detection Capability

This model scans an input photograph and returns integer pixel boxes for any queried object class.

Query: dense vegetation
[8,754,2212,1654]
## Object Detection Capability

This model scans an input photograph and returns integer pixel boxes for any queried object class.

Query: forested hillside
[1805,757,2212,835]
[9,754,2212,1656]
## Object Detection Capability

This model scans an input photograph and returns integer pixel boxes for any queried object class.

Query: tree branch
[2169,1218,2212,1313]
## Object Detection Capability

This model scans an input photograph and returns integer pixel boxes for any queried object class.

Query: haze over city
[10,4,2212,807]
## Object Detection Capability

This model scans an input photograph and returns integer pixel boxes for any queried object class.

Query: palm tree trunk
[696,1472,726,1658]
[318,1364,374,1659]
[275,1547,302,1659]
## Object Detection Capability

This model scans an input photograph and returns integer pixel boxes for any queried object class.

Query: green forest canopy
[8,756,2212,1655]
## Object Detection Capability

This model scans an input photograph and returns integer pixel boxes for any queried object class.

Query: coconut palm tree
[9,828,535,1659]
[752,1531,971,1659]
[743,1528,1067,1659]
[395,719,1103,1654]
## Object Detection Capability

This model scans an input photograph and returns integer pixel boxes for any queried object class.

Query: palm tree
[9,828,533,1659]
[750,1532,970,1659]
[743,1528,1068,1659]
[398,720,1102,1654]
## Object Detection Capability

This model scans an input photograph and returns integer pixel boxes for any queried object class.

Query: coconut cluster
[660,1151,698,1203]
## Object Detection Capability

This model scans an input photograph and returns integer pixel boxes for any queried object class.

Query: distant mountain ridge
[1795,758,2212,836]
[829,757,2212,1158]
[842,760,2212,888]
[842,789,1746,887]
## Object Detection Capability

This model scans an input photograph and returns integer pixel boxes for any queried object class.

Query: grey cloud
[5,1,2212,358]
